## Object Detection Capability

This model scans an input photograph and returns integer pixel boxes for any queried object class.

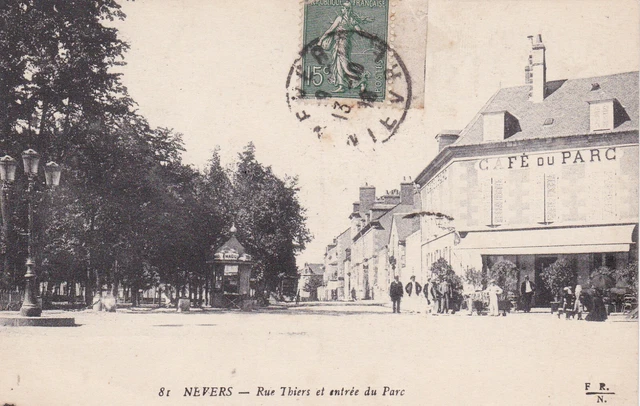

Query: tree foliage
[540,258,577,300]
[429,258,462,291]
[0,3,312,306]
[303,277,323,293]
[463,267,483,291]
[614,262,638,296]
[232,143,312,293]
[487,260,519,293]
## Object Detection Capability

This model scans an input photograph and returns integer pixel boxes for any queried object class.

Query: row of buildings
[307,35,639,306]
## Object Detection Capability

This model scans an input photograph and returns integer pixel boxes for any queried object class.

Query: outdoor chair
[622,294,638,313]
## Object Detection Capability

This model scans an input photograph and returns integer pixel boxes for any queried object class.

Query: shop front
[456,224,636,306]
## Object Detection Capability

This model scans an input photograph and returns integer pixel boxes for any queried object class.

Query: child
[560,287,573,319]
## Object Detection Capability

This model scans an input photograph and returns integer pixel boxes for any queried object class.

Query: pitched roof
[391,213,420,242]
[372,203,415,238]
[214,235,246,256]
[304,263,324,275]
[454,71,639,146]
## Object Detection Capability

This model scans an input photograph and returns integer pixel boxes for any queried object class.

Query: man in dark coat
[389,275,404,313]
[430,280,441,314]
[439,280,452,314]
[520,275,536,313]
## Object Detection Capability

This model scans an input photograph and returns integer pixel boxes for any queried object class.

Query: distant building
[348,183,420,300]
[297,263,324,301]
[414,35,638,305]
[323,241,338,300]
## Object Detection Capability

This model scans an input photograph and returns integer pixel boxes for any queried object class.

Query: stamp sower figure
[487,280,503,316]
[520,274,535,313]
[389,275,404,313]
[318,2,373,93]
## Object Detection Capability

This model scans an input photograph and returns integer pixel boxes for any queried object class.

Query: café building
[414,35,638,305]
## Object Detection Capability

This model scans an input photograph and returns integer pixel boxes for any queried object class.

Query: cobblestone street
[0,304,637,405]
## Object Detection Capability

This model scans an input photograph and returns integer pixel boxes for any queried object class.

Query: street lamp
[0,155,17,182]
[45,162,62,187]
[0,149,62,317]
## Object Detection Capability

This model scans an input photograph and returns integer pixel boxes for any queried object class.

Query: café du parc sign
[476,146,620,172]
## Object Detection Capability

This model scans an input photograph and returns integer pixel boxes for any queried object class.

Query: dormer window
[482,111,521,142]
[589,99,614,131]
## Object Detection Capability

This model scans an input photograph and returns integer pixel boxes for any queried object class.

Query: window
[483,112,505,142]
[589,100,614,131]
[484,177,505,226]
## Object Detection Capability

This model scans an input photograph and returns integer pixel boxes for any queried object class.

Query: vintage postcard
[0,0,638,405]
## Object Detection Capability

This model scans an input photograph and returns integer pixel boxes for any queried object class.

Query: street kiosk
[207,225,254,309]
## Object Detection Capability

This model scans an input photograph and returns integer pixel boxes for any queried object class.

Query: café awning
[456,224,636,255]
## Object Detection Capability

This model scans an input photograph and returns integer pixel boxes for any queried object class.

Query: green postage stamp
[302,0,390,101]
[287,0,427,146]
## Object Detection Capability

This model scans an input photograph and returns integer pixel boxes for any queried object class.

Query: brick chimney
[400,179,414,205]
[435,130,461,152]
[379,190,401,205]
[359,185,376,213]
[526,34,546,103]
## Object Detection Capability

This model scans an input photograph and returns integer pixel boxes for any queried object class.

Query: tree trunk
[131,284,138,307]
[84,269,93,306]
[111,259,119,300]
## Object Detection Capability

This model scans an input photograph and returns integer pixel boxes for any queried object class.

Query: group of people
[390,273,609,321]
[389,275,455,315]
[560,284,608,321]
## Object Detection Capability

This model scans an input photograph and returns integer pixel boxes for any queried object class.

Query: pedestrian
[487,279,503,316]
[585,287,608,322]
[520,274,535,313]
[405,275,422,313]
[423,278,432,315]
[431,280,441,314]
[573,285,583,320]
[389,275,404,313]
[439,279,451,314]
[561,286,573,319]
[351,287,356,301]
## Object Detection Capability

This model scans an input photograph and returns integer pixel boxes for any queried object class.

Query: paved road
[0,304,637,406]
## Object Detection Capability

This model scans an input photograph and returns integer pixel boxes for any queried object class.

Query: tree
[232,143,312,294]
[0,4,314,309]
[0,0,131,153]
[463,267,483,291]
[614,262,638,296]
[429,258,462,291]
[487,260,519,293]
[0,0,136,302]
[540,258,577,301]
[303,277,323,295]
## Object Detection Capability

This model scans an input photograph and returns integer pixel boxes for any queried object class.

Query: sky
[113,0,639,266]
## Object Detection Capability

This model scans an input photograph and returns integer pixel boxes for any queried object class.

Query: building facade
[317,35,638,308]
[414,35,638,305]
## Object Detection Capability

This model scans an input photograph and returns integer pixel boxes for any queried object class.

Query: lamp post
[0,149,61,317]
